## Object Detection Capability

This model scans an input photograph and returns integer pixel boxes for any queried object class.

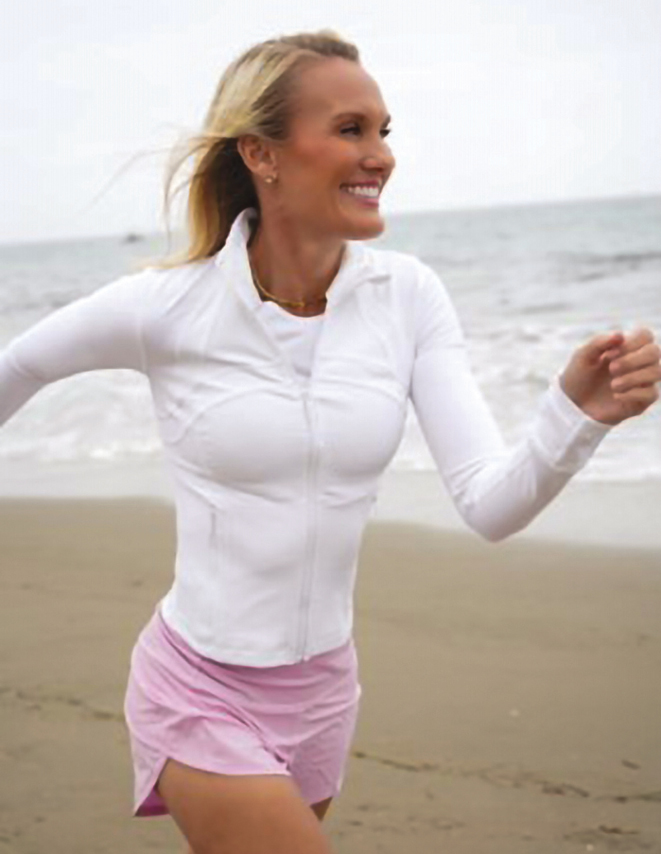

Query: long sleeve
[0,271,149,428]
[409,263,612,542]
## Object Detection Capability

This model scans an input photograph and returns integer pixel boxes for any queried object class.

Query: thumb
[582,331,625,365]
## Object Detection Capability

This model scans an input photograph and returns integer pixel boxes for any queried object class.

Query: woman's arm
[0,271,149,427]
[409,263,617,542]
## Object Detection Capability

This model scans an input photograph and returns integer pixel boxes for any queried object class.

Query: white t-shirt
[258,300,324,381]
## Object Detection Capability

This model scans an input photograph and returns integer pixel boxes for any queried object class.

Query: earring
[265,175,276,184]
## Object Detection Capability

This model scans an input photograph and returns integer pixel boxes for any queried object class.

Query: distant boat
[122,232,144,243]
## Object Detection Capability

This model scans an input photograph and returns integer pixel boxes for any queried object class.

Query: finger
[619,326,656,353]
[611,364,661,393]
[584,331,625,364]
[612,384,660,413]
[610,341,661,376]
[599,347,624,366]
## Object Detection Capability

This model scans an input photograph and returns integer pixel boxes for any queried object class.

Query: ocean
[0,194,659,484]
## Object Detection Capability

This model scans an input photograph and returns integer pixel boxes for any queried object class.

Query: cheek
[290,140,354,187]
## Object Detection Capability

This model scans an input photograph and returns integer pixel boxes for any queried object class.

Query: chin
[342,212,386,241]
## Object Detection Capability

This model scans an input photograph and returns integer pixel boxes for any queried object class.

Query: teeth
[343,185,380,198]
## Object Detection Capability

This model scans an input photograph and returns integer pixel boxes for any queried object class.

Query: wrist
[554,373,616,427]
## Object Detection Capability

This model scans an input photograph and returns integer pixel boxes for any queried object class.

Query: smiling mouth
[340,185,381,205]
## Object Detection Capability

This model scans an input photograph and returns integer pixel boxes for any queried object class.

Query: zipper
[296,386,319,661]
[247,299,331,660]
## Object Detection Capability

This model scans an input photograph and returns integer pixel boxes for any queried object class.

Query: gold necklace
[248,255,327,310]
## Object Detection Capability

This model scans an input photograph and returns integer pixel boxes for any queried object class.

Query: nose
[361,135,396,179]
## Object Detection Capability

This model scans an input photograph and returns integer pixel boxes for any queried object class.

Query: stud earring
[265,175,276,184]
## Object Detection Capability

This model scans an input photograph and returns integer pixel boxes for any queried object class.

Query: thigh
[157,758,335,854]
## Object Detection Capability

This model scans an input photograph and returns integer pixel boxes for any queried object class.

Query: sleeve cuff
[530,374,613,473]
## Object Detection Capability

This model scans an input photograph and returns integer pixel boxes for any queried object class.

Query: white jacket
[0,208,611,665]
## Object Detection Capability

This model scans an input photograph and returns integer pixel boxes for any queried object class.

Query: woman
[0,30,659,854]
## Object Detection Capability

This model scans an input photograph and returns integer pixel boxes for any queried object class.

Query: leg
[158,757,334,854]
[182,796,334,854]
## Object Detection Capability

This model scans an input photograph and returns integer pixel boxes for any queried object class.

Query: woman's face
[267,57,396,241]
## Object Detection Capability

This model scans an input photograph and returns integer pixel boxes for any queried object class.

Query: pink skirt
[123,601,362,817]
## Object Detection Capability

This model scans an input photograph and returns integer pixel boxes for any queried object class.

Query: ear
[236,134,277,182]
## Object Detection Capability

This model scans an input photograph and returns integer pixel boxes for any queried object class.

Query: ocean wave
[518,301,573,315]
[550,250,661,284]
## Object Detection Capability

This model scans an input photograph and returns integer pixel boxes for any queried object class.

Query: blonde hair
[147,29,360,270]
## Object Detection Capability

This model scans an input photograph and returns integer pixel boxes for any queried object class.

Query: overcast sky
[1,0,659,244]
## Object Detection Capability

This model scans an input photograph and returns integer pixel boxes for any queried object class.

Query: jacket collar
[214,207,389,312]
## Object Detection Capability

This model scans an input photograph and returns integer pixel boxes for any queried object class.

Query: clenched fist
[560,328,661,426]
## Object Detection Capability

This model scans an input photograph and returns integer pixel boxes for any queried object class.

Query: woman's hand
[560,327,661,426]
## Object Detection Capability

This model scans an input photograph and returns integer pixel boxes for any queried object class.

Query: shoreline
[1,457,660,550]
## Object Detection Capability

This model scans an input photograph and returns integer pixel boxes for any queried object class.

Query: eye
[341,124,393,138]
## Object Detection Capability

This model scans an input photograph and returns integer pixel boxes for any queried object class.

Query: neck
[247,213,346,311]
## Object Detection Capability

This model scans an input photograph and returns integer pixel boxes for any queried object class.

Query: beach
[1,472,659,853]
[0,138,659,854]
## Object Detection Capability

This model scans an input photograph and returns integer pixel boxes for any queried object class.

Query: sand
[0,495,660,853]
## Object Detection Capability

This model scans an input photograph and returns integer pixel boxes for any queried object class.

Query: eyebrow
[332,110,392,125]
